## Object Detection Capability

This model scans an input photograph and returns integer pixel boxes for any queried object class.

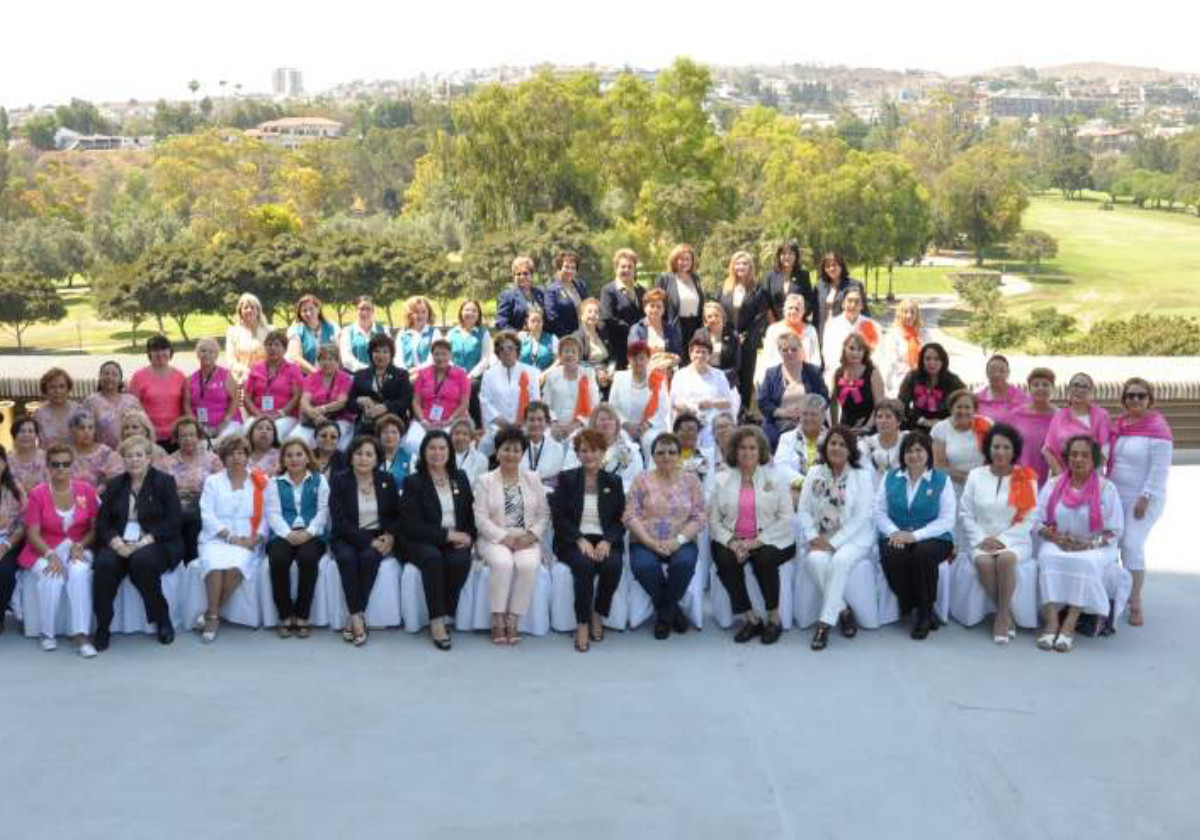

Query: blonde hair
[404,296,435,328]
[236,293,265,329]
[666,244,697,274]
[194,336,221,356]
[119,409,156,441]
[702,300,725,322]
[896,298,923,330]
[612,249,639,271]
[511,256,535,276]
[722,251,756,295]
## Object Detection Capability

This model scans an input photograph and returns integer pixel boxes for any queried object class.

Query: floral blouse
[9,450,47,494]
[33,401,81,448]
[162,450,223,501]
[71,444,113,487]
[805,465,849,536]
[249,449,280,476]
[84,392,142,449]
[625,471,705,542]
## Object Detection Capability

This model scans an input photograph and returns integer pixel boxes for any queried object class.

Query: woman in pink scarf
[1042,372,1112,477]
[1008,367,1058,486]
[1033,435,1127,652]
[974,354,1031,422]
[1107,378,1171,626]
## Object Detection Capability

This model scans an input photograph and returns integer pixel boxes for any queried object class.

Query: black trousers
[735,333,761,418]
[331,536,384,615]
[181,506,202,564]
[267,536,326,621]
[0,540,20,621]
[468,377,483,430]
[558,536,624,624]
[711,541,795,615]
[92,544,175,632]
[879,538,953,615]
[403,541,472,621]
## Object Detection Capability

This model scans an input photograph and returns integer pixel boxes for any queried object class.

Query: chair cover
[459,561,552,636]
[179,552,266,628]
[322,556,403,630]
[626,555,706,631]
[793,552,883,630]
[709,559,797,630]
[111,566,186,633]
[948,552,1040,629]
[398,562,479,633]
[548,560,631,633]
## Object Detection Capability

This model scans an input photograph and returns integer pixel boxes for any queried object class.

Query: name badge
[196,407,209,424]
[261,396,275,412]
[429,404,445,422]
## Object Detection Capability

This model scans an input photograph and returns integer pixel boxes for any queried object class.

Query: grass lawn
[1003,194,1200,326]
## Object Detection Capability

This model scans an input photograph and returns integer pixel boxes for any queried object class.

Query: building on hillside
[53,127,152,151]
[986,89,1112,120]
[249,117,343,149]
[272,67,304,98]
[1076,121,1139,154]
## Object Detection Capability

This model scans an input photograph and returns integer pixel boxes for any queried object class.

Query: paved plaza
[1,467,1198,840]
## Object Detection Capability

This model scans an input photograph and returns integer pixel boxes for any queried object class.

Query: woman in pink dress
[242,330,304,442]
[1008,367,1058,487]
[406,338,471,453]
[8,416,47,494]
[184,337,241,442]
[974,354,1031,422]
[1043,372,1112,478]
[295,342,354,449]
[32,368,81,448]
[128,335,188,448]
[84,361,142,449]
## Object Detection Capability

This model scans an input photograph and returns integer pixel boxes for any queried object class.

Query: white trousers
[807,542,871,627]
[1117,490,1162,572]
[32,544,93,638]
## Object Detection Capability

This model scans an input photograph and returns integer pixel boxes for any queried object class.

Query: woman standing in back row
[718,251,770,418]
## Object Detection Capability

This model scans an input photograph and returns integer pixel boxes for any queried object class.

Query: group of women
[0,244,1173,658]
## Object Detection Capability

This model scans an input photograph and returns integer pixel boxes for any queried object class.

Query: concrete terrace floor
[2,470,1199,840]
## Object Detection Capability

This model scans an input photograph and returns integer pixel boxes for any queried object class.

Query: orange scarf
[971,415,992,450]
[641,369,665,423]
[249,469,269,535]
[902,325,922,368]
[858,319,879,350]
[517,370,531,422]
[574,374,593,422]
[1008,465,1038,523]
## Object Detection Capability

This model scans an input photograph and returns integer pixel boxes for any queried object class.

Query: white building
[248,117,343,150]
[272,67,304,98]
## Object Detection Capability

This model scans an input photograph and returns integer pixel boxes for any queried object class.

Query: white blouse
[1109,436,1171,501]
[522,436,566,484]
[541,366,600,426]
[580,491,603,536]
[609,369,671,434]
[959,466,1034,558]
[1033,477,1123,540]
[932,419,985,481]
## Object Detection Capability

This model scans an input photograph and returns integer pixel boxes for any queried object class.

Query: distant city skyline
[3,0,1199,108]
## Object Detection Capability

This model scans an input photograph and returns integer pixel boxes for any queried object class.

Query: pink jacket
[472,469,550,549]
[18,480,100,568]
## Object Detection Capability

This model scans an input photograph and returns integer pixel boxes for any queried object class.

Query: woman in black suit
[599,248,644,370]
[92,435,184,651]
[764,240,816,325]
[655,244,705,344]
[693,301,740,388]
[718,251,771,416]
[329,435,400,646]
[550,429,626,653]
[348,333,413,436]
[397,430,476,651]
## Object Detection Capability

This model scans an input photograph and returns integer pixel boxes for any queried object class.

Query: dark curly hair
[819,425,862,469]
[982,422,1024,465]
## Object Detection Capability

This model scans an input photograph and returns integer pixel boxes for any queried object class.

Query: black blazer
[549,467,625,553]
[349,365,413,431]
[815,277,871,333]
[764,268,816,324]
[329,470,401,549]
[654,271,705,329]
[96,468,185,566]
[495,286,545,332]
[397,469,476,547]
[599,281,644,370]
[718,285,771,352]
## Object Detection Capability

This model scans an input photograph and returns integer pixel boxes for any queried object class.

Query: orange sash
[641,369,665,423]
[1008,465,1038,523]
[249,469,269,535]
[858,319,879,350]
[902,325,922,367]
[574,374,593,422]
[971,415,992,451]
[517,370,531,422]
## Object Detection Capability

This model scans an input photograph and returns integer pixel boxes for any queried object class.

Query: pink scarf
[1045,471,1104,533]
[1107,411,1172,473]
[1045,404,1112,466]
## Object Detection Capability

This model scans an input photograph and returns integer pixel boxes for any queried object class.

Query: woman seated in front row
[1033,435,1125,653]
[264,439,330,640]
[797,426,876,651]
[397,430,476,651]
[708,426,796,645]
[874,432,957,641]
[551,429,626,654]
[329,436,400,647]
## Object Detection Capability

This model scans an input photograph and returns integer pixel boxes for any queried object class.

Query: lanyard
[528,440,544,471]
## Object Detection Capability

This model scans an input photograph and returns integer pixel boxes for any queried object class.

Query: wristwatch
[676,534,687,547]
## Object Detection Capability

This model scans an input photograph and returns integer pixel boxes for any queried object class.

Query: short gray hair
[800,394,828,413]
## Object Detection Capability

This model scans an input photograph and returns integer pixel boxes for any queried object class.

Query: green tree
[1010,230,1058,270]
[935,145,1028,265]
[54,99,115,135]
[0,272,68,350]
[1091,155,1132,203]
[133,241,223,340]
[0,217,93,282]
[1037,120,1091,199]
[23,114,59,150]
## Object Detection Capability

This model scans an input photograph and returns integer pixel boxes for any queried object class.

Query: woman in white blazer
[797,426,876,651]
[472,427,550,645]
[609,340,672,459]
[708,425,796,645]
[959,423,1038,644]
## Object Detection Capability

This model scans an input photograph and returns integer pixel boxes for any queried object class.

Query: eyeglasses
[1124,392,1149,400]
[1069,382,1092,391]
[49,461,72,469]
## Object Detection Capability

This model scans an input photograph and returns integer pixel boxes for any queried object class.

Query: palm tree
[188,79,200,101]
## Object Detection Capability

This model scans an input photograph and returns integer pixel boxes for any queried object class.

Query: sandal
[491,616,507,646]
[590,615,605,643]
[352,615,368,647]
[575,626,590,653]
[201,614,219,644]
[811,623,830,651]
[296,621,311,639]
[839,608,858,639]
[276,620,293,639]
[1054,633,1074,653]
[504,614,520,646]
[341,623,355,643]
[1036,632,1058,651]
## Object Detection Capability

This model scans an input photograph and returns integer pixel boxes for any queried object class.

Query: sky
[3,0,1199,108]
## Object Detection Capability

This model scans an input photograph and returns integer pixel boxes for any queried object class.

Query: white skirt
[1038,543,1118,615]
[198,541,257,578]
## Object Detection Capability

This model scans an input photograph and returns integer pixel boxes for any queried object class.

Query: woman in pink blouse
[295,342,354,450]
[128,335,188,447]
[184,337,241,442]
[84,361,142,449]
[406,338,470,454]
[8,416,47,493]
[1043,372,1112,477]
[974,355,1031,422]
[19,444,101,656]
[32,367,82,448]
[242,330,304,442]
[1008,367,1058,486]
[625,432,707,639]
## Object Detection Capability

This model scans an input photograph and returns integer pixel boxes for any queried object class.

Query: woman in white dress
[797,426,876,651]
[670,334,739,446]
[1034,435,1125,652]
[1107,377,1171,627]
[479,331,540,440]
[541,334,600,442]
[609,340,671,458]
[932,389,990,490]
[521,402,566,487]
[196,435,269,643]
[959,423,1039,644]
[761,293,822,374]
[224,293,270,384]
[880,298,929,396]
